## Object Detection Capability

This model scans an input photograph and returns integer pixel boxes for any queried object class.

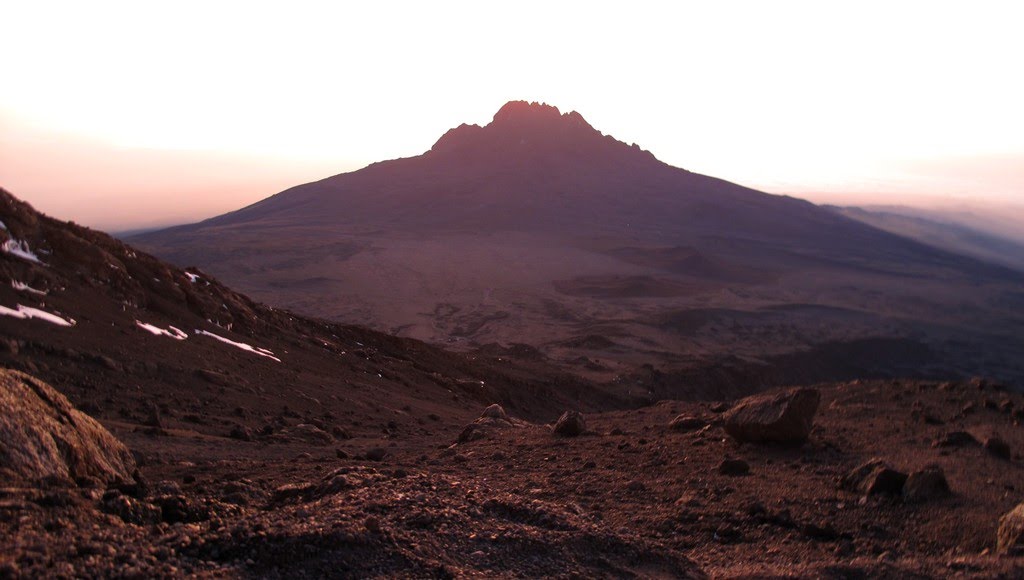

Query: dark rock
[723,388,820,444]
[984,436,1011,460]
[365,447,388,462]
[718,458,750,476]
[458,424,486,443]
[335,448,350,459]
[626,481,646,492]
[229,426,253,441]
[364,516,382,534]
[102,494,161,525]
[155,494,209,523]
[553,411,586,436]
[841,459,907,496]
[802,521,840,541]
[932,431,979,448]
[668,415,705,432]
[902,465,950,503]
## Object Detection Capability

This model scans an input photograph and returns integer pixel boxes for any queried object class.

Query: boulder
[669,415,706,432]
[997,503,1024,555]
[0,369,136,486]
[984,436,1011,460]
[723,388,820,444]
[718,458,750,476]
[841,459,907,496]
[902,465,950,503]
[481,404,508,420]
[457,404,521,443]
[553,411,586,436]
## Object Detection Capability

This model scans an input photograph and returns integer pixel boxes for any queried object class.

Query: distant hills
[829,205,1024,272]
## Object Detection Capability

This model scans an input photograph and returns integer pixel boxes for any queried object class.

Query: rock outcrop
[0,369,136,485]
[724,388,820,444]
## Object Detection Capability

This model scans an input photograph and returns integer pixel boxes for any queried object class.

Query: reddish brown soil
[4,379,1024,577]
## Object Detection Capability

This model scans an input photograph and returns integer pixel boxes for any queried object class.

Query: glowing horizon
[2,1,1022,231]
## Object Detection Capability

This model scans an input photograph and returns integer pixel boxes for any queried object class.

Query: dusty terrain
[4,371,1024,578]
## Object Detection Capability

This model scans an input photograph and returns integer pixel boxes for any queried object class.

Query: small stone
[718,458,750,476]
[364,516,381,534]
[932,431,979,448]
[229,426,253,442]
[365,447,388,462]
[668,415,705,432]
[335,448,350,459]
[984,436,1011,460]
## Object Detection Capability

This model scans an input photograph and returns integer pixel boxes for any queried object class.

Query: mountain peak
[492,100,594,131]
[430,100,602,155]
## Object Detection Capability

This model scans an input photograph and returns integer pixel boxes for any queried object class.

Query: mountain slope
[1,188,622,443]
[133,102,1024,387]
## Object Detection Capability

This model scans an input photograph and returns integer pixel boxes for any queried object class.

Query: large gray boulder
[0,369,136,485]
[724,387,820,444]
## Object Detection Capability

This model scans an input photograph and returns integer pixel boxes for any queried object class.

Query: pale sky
[1,1,1022,231]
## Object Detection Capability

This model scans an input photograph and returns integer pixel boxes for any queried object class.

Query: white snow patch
[0,220,6,230]
[0,304,75,326]
[2,239,42,264]
[185,272,200,283]
[195,330,281,362]
[135,320,188,340]
[11,281,47,295]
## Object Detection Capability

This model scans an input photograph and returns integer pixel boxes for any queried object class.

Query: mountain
[153,101,1001,273]
[134,101,1024,388]
[830,205,1024,272]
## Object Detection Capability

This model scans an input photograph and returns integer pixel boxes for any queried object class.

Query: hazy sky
[2,1,1022,231]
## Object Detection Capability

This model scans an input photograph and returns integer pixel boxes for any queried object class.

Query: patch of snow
[0,304,75,326]
[195,329,281,362]
[0,220,6,230]
[185,272,200,283]
[135,320,188,340]
[1,239,43,264]
[11,281,47,295]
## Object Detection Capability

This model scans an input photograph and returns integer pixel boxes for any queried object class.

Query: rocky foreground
[3,369,1024,578]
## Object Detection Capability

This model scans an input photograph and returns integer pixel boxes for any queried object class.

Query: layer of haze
[1,1,1022,231]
